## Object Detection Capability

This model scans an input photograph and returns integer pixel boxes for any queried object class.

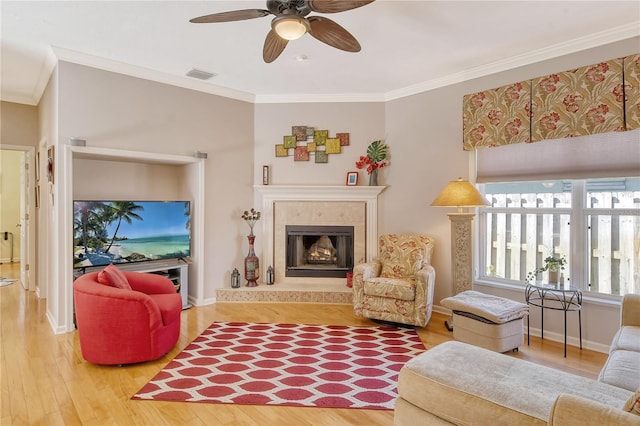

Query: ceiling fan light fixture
[272,16,309,40]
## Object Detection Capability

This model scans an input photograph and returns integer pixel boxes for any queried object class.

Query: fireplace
[256,185,385,285]
[286,225,354,278]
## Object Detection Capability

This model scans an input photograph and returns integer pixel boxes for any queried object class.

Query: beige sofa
[598,293,640,391]
[395,294,640,425]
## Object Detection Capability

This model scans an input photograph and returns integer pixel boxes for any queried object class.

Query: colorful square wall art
[276,126,350,164]
[325,138,341,154]
[294,146,310,161]
[315,151,328,163]
[292,126,308,141]
[337,133,350,146]
[314,130,329,145]
[283,135,297,149]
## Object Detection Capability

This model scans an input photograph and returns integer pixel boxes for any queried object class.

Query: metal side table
[525,282,582,357]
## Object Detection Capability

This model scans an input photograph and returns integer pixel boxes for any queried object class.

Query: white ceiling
[2,1,639,105]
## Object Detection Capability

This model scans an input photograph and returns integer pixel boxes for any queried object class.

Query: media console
[74,258,191,309]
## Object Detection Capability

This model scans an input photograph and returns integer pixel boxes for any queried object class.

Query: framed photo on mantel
[346,171,358,186]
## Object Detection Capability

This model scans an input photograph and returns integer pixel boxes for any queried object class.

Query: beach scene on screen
[73,201,191,267]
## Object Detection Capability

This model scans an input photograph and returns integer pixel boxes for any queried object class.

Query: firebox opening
[286,225,354,278]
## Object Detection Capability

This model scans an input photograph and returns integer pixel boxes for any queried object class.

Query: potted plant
[355,140,389,186]
[526,256,567,284]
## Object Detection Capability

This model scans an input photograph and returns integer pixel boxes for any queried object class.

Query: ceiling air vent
[186,68,217,80]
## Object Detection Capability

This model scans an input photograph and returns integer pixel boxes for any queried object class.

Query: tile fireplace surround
[216,185,385,303]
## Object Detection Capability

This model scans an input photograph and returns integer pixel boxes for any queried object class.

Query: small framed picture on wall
[36,151,40,182]
[47,146,55,184]
[346,172,358,186]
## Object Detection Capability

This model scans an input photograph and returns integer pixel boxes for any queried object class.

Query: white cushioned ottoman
[441,290,529,353]
[451,311,524,353]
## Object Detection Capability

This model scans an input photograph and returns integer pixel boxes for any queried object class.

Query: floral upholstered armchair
[353,234,435,327]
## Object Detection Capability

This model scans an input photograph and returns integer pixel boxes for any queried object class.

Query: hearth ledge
[216,283,352,304]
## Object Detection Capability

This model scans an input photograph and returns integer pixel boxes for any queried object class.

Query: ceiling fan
[189,0,375,63]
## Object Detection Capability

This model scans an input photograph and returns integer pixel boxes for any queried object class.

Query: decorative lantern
[346,272,353,288]
[266,266,274,285]
[231,268,240,288]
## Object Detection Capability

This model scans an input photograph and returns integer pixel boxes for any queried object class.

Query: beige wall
[384,85,470,308]
[1,101,39,147]
[73,159,186,200]
[254,102,386,186]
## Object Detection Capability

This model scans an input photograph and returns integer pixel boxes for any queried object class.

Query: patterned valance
[625,54,640,130]
[532,59,624,141]
[462,81,530,150]
[463,53,639,151]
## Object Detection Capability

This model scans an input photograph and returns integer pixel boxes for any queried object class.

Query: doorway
[0,146,35,290]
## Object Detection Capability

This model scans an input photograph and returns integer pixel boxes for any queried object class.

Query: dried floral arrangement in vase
[241,208,261,286]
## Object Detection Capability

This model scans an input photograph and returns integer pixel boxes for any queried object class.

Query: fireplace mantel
[256,185,385,283]
[256,185,385,200]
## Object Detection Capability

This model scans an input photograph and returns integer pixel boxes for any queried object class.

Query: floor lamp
[431,178,489,331]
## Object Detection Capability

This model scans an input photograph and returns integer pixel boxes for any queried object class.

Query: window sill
[473,279,622,308]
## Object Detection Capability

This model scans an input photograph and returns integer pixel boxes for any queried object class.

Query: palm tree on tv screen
[105,201,144,253]
[95,203,116,241]
[184,201,191,231]
[74,201,104,255]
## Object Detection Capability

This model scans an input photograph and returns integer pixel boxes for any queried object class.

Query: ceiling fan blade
[308,16,361,52]
[190,9,270,23]
[263,30,289,63]
[308,0,375,14]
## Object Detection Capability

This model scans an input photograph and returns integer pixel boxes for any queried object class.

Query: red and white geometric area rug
[132,321,425,410]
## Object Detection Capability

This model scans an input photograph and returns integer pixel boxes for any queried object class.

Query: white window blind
[476,129,640,183]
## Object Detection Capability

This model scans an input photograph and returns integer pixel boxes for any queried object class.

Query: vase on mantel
[244,234,260,287]
[369,169,379,186]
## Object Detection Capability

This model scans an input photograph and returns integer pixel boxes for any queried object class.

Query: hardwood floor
[0,262,608,425]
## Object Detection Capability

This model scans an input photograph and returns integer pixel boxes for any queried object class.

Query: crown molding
[384,22,640,101]
[1,92,38,106]
[13,22,637,106]
[51,46,256,104]
[32,48,58,105]
[254,92,385,104]
[1,47,56,106]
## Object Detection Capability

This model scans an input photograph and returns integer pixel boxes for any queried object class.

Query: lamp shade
[272,16,309,40]
[431,178,489,212]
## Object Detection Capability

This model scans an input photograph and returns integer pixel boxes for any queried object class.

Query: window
[478,177,640,296]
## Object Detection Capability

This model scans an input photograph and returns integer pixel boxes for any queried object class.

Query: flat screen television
[73,200,191,268]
